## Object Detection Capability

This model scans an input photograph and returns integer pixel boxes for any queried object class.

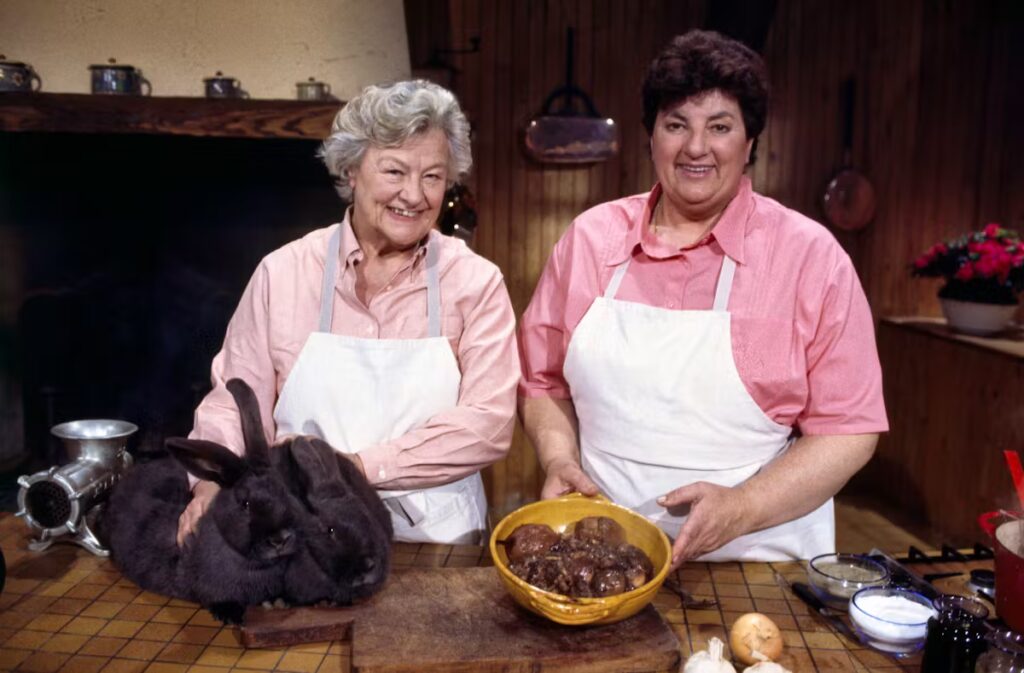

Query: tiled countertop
[0,513,936,672]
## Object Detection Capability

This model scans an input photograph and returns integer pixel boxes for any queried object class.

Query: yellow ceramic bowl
[489,493,672,626]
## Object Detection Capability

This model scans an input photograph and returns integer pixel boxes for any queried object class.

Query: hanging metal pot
[822,77,876,231]
[524,28,618,165]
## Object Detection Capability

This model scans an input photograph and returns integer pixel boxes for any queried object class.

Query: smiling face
[650,90,753,224]
[348,127,450,254]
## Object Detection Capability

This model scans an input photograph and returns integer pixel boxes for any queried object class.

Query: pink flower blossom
[955,263,975,281]
[984,223,1002,238]
[975,255,999,278]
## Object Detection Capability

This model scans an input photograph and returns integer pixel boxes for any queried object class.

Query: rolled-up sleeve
[797,251,889,436]
[188,261,280,474]
[357,266,520,490]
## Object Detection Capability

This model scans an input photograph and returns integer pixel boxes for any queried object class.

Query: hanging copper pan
[822,77,876,231]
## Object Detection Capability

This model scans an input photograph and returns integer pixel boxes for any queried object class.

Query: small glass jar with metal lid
[975,630,1024,673]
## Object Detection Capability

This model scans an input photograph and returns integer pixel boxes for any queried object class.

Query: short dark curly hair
[642,30,769,164]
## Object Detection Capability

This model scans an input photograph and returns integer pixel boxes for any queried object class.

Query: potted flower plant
[912,223,1024,336]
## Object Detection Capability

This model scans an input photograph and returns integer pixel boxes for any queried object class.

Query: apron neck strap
[425,232,441,338]
[604,258,631,299]
[319,225,342,333]
[712,256,736,312]
[603,254,738,312]
[318,225,442,337]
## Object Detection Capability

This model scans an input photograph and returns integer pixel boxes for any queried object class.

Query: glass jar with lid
[975,630,1024,673]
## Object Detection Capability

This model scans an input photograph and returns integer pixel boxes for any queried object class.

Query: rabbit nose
[269,530,293,550]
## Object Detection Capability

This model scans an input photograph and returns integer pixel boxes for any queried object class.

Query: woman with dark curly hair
[519,31,887,564]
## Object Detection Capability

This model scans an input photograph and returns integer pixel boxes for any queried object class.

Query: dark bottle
[920,595,989,673]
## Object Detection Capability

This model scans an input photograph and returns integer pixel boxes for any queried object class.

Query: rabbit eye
[327,526,336,538]
[242,499,250,511]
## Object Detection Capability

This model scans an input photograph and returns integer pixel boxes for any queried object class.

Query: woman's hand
[176,480,221,547]
[540,459,601,500]
[658,481,751,569]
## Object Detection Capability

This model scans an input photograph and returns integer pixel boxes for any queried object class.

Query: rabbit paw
[208,602,245,625]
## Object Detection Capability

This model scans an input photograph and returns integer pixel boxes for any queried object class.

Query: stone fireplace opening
[0,130,341,469]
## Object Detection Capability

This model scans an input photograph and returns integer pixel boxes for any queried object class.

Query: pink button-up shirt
[519,177,888,435]
[190,214,519,490]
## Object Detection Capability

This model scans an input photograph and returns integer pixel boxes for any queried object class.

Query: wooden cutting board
[242,567,681,673]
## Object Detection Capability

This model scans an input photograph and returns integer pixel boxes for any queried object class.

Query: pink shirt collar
[609,176,755,266]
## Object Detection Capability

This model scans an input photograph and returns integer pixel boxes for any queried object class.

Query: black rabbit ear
[166,437,247,487]
[314,437,366,487]
[289,436,344,495]
[225,378,270,468]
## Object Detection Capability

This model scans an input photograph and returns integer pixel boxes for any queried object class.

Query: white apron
[563,254,834,561]
[273,225,487,544]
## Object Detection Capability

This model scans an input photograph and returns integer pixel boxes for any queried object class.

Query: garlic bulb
[743,663,793,673]
[683,637,737,673]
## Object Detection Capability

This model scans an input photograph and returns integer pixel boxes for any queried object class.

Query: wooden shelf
[0,92,339,140]
[881,316,1024,360]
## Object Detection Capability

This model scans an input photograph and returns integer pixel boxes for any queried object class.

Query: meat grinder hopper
[16,419,136,556]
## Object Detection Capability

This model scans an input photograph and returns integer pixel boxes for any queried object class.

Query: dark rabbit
[104,380,304,624]
[227,378,393,605]
[284,435,393,605]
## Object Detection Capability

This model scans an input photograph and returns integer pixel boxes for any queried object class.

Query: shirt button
[667,300,676,308]
[365,326,374,335]
[384,285,392,292]
[378,467,386,480]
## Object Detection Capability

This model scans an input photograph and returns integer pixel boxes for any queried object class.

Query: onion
[729,613,784,665]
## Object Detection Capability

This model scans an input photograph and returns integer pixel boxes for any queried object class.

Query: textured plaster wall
[0,0,410,100]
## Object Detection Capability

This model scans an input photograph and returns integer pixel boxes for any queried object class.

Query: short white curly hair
[319,80,472,202]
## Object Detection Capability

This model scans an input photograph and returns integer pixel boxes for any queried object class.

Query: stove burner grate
[902,543,994,564]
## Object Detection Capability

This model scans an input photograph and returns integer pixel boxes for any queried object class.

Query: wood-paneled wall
[870,320,1024,545]
[406,0,1024,517]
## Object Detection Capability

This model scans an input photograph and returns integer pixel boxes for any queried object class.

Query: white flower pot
[939,298,1018,336]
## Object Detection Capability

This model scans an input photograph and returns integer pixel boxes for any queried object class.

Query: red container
[979,512,1024,634]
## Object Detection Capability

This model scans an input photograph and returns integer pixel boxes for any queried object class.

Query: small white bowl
[849,587,936,657]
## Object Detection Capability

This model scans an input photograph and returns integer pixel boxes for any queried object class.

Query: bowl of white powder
[849,586,936,656]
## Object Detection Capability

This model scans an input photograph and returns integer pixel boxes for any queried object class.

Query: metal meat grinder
[16,420,136,556]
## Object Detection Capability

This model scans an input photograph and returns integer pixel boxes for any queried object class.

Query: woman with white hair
[178,80,518,544]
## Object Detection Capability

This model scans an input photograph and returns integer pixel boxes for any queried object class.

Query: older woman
[519,31,887,565]
[179,80,518,545]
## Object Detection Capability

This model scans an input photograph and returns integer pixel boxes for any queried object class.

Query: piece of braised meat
[573,516,626,546]
[617,542,655,590]
[505,523,561,563]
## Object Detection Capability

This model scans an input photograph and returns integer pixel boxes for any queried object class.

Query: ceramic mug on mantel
[296,77,331,101]
[204,71,247,99]
[0,56,42,92]
[89,59,151,96]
